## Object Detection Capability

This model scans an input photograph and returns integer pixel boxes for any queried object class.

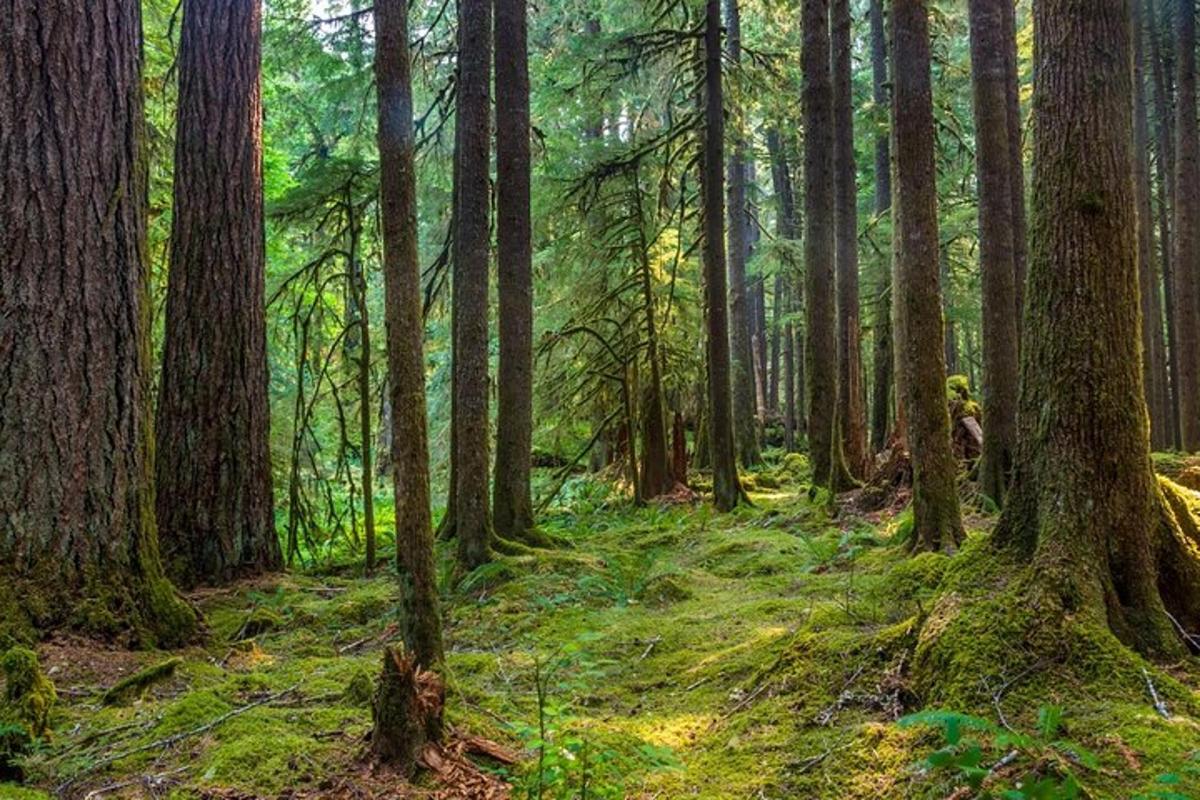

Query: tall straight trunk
[494,0,536,539]
[372,0,445,767]
[890,0,964,552]
[451,0,494,567]
[995,0,1200,658]
[635,178,674,499]
[767,127,799,438]
[941,250,959,376]
[1174,0,1200,451]
[804,0,855,490]
[832,0,868,478]
[0,0,196,645]
[155,0,279,586]
[348,211,377,572]
[1000,0,1028,328]
[869,0,894,454]
[1149,0,1183,448]
[968,0,1020,506]
[725,0,761,467]
[703,0,745,511]
[1135,0,1171,451]
[770,275,783,413]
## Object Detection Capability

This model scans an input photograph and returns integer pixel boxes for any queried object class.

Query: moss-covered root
[370,647,445,775]
[1,648,56,738]
[100,657,183,705]
[1155,478,1200,644]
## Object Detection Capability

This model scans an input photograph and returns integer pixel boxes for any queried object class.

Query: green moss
[1,649,55,739]
[0,784,51,799]
[233,607,285,641]
[197,732,330,793]
[101,657,183,705]
[342,667,374,707]
[156,690,233,736]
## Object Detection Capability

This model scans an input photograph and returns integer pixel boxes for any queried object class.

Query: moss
[0,785,51,799]
[638,574,694,605]
[198,732,329,793]
[342,667,374,707]
[100,657,183,705]
[232,607,285,641]
[0,649,55,739]
[156,690,233,736]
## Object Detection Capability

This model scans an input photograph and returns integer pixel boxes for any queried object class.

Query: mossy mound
[1,649,55,739]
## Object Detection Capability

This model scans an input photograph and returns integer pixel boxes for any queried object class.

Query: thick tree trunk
[373,0,446,765]
[832,0,869,479]
[0,0,197,645]
[494,0,536,540]
[968,0,1020,506]
[725,0,762,468]
[995,0,1200,657]
[703,0,745,511]
[1135,0,1172,451]
[1174,0,1200,451]
[869,0,894,456]
[804,0,855,491]
[451,0,495,568]
[155,0,279,586]
[767,128,800,450]
[890,0,964,552]
[1000,0,1028,330]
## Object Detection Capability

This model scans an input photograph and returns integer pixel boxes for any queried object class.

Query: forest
[3,0,1200,797]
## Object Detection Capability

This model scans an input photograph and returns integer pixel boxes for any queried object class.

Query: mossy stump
[370,647,445,775]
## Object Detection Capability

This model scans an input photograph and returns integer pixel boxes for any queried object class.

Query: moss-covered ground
[2,454,1199,798]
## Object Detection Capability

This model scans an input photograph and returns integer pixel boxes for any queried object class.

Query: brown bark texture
[1174,0,1200,450]
[869,0,894,455]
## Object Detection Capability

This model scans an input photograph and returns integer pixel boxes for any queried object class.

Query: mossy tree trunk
[994,0,1200,657]
[451,0,495,568]
[890,0,964,552]
[767,128,801,453]
[0,0,197,646]
[803,0,856,492]
[1001,0,1028,334]
[702,0,746,512]
[832,0,869,480]
[156,0,280,586]
[869,0,894,456]
[968,0,1020,507]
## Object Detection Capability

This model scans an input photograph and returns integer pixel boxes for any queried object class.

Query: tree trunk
[373,0,446,765]
[155,0,279,587]
[1175,0,1200,451]
[635,176,674,500]
[0,0,197,645]
[494,0,536,540]
[1000,0,1028,330]
[890,0,964,552]
[832,0,869,479]
[767,127,799,447]
[994,0,1200,657]
[1135,0,1171,451]
[349,209,377,573]
[725,0,762,468]
[941,249,959,377]
[968,0,1020,506]
[869,0,894,456]
[703,0,745,511]
[451,0,495,568]
[1148,0,1183,449]
[804,0,855,491]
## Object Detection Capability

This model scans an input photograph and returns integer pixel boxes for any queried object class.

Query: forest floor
[3,453,1200,799]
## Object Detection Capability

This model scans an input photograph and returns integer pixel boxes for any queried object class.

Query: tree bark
[995,0,1200,657]
[767,128,800,450]
[968,0,1020,506]
[703,0,745,511]
[725,0,762,468]
[804,0,855,491]
[0,0,197,645]
[155,0,279,587]
[1000,0,1028,330]
[869,0,894,455]
[494,0,536,540]
[890,0,964,552]
[1134,0,1172,451]
[1174,0,1200,451]
[635,174,674,500]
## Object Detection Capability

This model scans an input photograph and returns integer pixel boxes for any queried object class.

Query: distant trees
[0,0,196,645]
[372,0,445,769]
[890,0,963,551]
[156,0,281,586]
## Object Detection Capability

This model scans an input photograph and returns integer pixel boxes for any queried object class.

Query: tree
[494,0,537,539]
[968,0,1019,506]
[991,0,1200,657]
[1001,0,1028,328]
[703,0,746,512]
[1174,0,1200,451]
[451,0,495,568]
[0,0,196,645]
[868,0,893,455]
[890,0,964,551]
[767,128,801,452]
[803,0,855,491]
[371,0,445,767]
[726,0,762,468]
[154,0,279,585]
[832,0,868,478]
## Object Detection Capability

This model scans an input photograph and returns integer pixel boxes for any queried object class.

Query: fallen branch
[639,635,662,661]
[1142,667,1170,719]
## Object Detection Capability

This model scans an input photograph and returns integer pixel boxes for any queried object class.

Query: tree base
[370,647,445,775]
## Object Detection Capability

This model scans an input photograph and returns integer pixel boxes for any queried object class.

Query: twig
[1142,667,1171,719]
[82,764,189,799]
[639,635,663,661]
[1164,610,1200,652]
